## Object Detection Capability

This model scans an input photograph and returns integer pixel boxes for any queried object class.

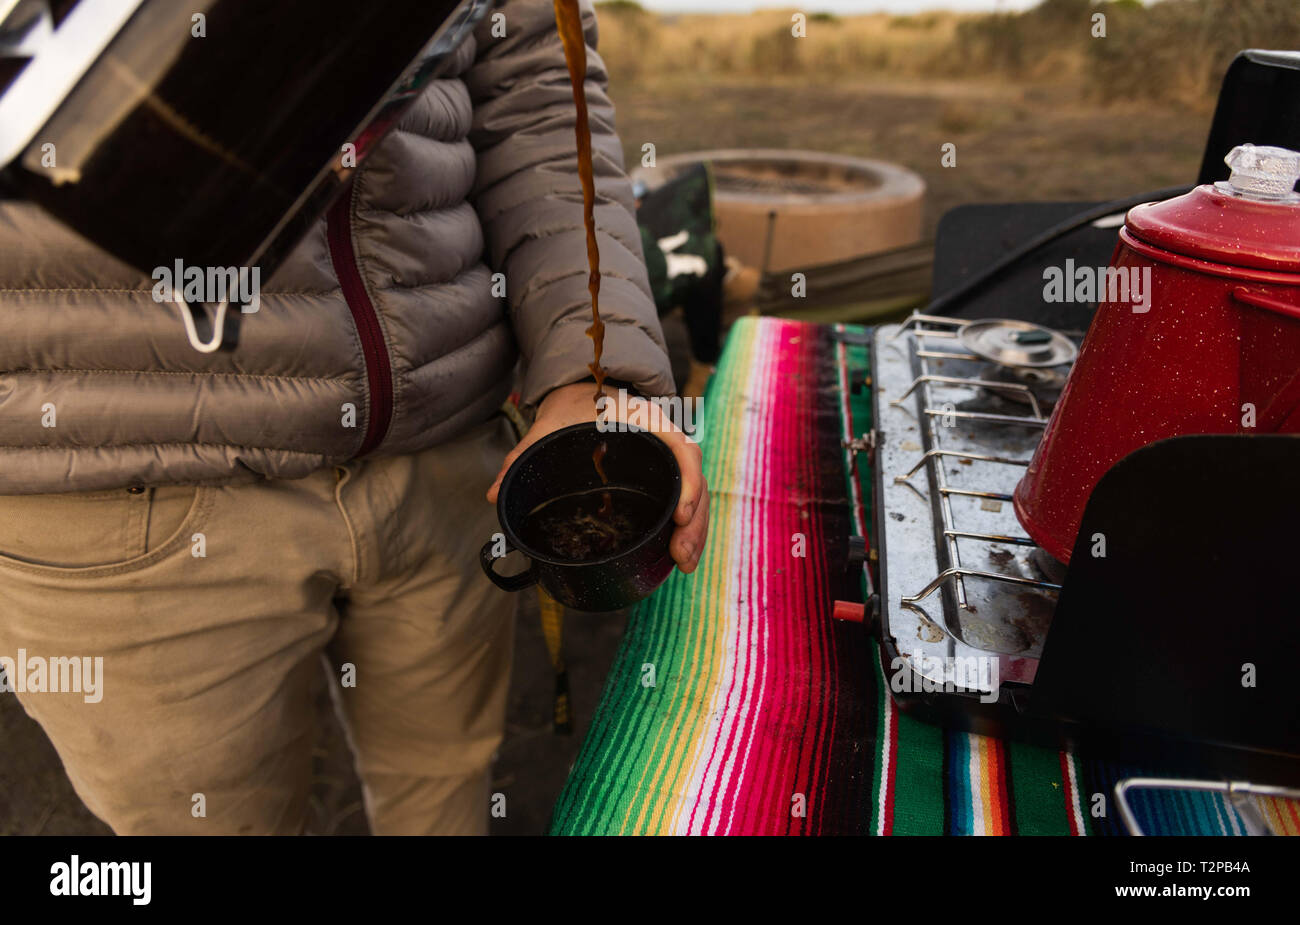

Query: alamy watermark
[0,648,103,703]
[596,389,702,443]
[50,855,150,905]
[889,654,1000,704]
[1043,260,1152,313]
[152,259,261,312]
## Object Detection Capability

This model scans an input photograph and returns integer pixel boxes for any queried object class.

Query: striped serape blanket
[548,317,1299,836]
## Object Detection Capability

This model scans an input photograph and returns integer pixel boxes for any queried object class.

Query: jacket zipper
[326,181,393,457]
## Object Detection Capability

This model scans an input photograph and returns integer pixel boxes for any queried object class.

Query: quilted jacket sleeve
[465,0,675,410]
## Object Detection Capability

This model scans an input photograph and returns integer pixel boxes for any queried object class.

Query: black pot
[480,422,681,612]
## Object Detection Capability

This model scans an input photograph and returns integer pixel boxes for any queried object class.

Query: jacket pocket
[0,485,212,577]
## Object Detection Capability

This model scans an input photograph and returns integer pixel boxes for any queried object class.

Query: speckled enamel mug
[479,422,681,612]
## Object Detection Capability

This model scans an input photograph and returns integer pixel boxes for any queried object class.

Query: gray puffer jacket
[0,0,672,494]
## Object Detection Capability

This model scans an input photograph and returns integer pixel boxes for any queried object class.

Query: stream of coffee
[554,0,612,508]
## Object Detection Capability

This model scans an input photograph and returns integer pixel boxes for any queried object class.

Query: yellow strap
[537,588,571,734]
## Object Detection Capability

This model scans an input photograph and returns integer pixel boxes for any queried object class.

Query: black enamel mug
[479,422,681,612]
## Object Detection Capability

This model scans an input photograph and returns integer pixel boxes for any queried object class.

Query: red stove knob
[832,600,865,623]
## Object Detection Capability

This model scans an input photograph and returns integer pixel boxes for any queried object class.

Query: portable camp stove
[870,313,1075,718]
[866,313,1300,783]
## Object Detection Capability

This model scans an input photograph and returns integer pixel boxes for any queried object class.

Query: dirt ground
[610,78,1211,234]
[0,76,1214,837]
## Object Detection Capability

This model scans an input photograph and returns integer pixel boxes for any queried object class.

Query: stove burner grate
[871,313,1081,696]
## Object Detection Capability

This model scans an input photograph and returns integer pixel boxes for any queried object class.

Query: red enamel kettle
[1014,144,1300,565]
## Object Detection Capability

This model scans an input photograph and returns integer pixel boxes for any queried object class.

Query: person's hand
[487,382,709,574]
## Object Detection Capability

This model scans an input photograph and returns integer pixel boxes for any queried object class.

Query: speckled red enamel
[1014,184,1300,565]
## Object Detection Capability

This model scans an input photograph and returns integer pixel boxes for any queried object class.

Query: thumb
[486,435,535,503]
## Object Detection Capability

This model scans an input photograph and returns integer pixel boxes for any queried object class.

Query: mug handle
[479,536,537,592]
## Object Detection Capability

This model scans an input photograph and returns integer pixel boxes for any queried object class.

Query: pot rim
[1120,226,1300,285]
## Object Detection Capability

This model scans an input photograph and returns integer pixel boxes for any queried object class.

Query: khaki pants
[0,416,517,835]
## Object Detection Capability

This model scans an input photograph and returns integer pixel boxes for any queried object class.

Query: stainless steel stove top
[873,314,1082,700]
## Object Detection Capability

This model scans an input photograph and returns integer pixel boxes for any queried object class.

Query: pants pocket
[0,485,207,574]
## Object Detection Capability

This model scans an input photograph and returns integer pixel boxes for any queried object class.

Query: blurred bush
[1088,0,1300,104]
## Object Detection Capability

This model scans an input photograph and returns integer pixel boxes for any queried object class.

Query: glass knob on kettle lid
[1219,144,1300,202]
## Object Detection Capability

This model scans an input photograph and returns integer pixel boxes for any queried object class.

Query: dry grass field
[597,0,1298,103]
[597,0,1300,235]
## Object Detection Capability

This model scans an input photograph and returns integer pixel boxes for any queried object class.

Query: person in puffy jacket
[0,0,708,834]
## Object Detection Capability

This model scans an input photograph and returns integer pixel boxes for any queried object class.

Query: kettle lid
[1125,144,1300,273]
